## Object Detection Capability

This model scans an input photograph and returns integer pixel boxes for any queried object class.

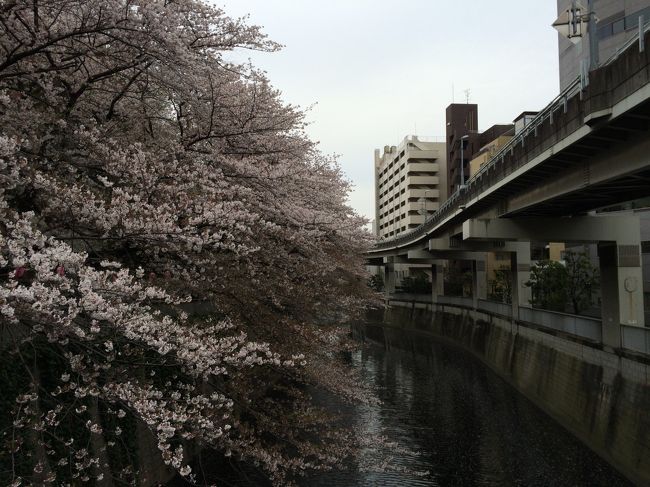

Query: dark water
[302,336,633,487]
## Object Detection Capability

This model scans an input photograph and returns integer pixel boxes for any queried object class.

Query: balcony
[406,162,439,173]
[406,175,439,187]
[404,149,443,161]
[404,214,426,226]
[408,188,440,199]
[406,201,439,213]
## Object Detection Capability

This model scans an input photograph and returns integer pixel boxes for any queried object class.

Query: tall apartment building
[558,0,650,90]
[446,103,513,196]
[374,136,447,239]
[446,104,480,197]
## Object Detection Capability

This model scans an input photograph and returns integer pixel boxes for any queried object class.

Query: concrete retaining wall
[358,302,650,486]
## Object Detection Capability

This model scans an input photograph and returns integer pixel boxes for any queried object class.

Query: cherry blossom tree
[0,1,374,484]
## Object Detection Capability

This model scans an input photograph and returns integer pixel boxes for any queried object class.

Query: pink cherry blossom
[0,0,380,485]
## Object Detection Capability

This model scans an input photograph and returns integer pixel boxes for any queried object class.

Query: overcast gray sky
[215,1,561,222]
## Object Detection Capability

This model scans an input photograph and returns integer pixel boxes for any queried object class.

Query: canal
[303,332,632,486]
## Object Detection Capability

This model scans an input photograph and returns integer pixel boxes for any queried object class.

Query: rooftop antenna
[464,89,471,104]
[452,83,455,103]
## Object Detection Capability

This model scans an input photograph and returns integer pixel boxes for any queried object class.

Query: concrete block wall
[361,302,650,486]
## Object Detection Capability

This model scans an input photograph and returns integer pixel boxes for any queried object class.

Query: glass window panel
[612,18,625,35]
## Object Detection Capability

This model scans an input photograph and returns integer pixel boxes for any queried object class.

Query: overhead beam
[430,237,530,253]
[504,134,650,216]
[463,215,641,244]
[409,248,486,261]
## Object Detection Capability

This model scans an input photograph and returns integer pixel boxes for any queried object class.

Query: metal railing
[621,324,650,355]
[372,74,581,251]
[388,292,432,303]
[477,299,513,318]
[372,23,649,253]
[436,295,474,308]
[602,19,650,67]
[518,307,602,342]
[386,295,650,355]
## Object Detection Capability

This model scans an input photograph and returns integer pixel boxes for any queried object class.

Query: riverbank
[356,302,650,486]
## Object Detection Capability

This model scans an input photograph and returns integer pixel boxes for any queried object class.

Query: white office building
[374,136,447,239]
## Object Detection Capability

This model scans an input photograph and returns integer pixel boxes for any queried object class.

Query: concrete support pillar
[384,262,396,299]
[468,254,488,310]
[431,262,439,303]
[509,242,532,319]
[598,242,645,348]
[475,254,488,301]
[436,262,445,298]
[599,244,621,348]
[509,252,520,319]
[470,260,477,309]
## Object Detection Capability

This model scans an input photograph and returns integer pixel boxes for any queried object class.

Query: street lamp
[459,134,469,190]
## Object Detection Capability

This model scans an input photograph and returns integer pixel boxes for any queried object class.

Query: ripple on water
[301,337,633,487]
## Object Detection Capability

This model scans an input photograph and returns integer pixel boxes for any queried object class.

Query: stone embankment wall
[358,302,650,486]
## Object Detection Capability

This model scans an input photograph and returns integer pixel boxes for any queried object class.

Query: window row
[597,7,650,41]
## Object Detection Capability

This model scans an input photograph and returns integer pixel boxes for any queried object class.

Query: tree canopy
[526,252,599,314]
[0,1,373,484]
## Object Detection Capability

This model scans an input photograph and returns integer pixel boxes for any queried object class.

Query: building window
[626,7,650,31]
[612,18,625,35]
[597,23,613,40]
[596,7,650,41]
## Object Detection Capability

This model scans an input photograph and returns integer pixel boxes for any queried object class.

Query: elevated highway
[368,28,650,352]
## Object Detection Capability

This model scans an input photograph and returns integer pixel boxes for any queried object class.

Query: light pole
[459,134,469,190]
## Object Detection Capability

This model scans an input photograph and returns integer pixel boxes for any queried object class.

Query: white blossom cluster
[1,209,304,482]
[0,0,378,485]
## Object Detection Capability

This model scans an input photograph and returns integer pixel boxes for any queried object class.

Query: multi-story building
[469,133,514,178]
[445,104,480,196]
[445,103,513,196]
[374,136,447,240]
[468,110,543,177]
[513,111,539,135]
[558,0,650,91]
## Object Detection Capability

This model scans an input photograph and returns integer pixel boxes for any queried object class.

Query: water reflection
[303,335,632,486]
